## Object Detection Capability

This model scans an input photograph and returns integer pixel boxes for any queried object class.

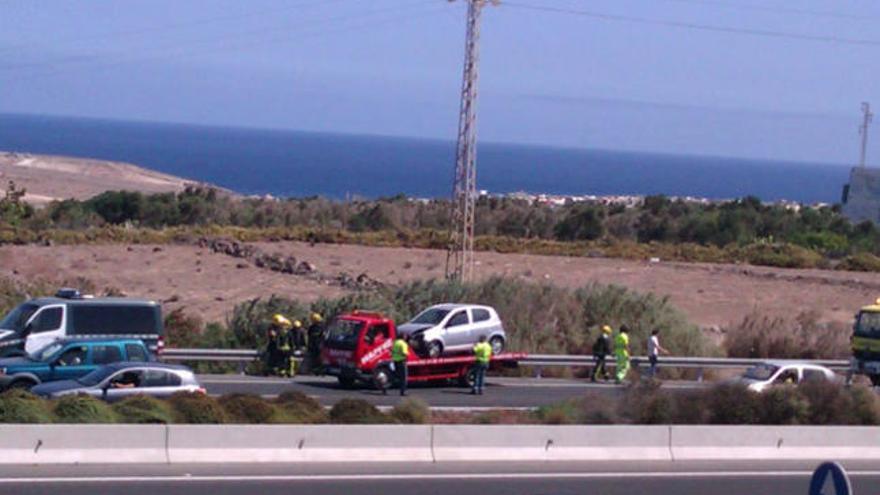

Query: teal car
[0,339,151,390]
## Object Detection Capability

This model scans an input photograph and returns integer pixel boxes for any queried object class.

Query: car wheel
[426,341,443,359]
[489,336,504,355]
[9,379,35,390]
[372,365,392,390]
[337,376,356,389]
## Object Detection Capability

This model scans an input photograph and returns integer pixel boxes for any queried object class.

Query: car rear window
[71,305,158,336]
[92,345,123,365]
[143,369,181,387]
[125,344,148,362]
[802,369,827,383]
[472,308,491,323]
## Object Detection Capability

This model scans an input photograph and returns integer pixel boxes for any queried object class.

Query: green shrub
[52,394,117,423]
[847,385,880,425]
[705,383,761,424]
[758,387,809,425]
[0,389,52,423]
[837,252,880,272]
[168,392,227,424]
[112,395,174,424]
[724,311,850,359]
[329,399,387,424]
[535,400,582,425]
[273,391,327,424]
[220,394,277,424]
[390,398,431,424]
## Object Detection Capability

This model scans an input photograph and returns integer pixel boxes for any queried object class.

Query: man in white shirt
[647,329,669,379]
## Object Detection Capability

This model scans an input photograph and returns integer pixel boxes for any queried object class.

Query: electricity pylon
[446,0,497,282]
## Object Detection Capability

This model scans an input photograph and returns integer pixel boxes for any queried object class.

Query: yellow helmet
[293,320,303,329]
[272,314,292,328]
[310,312,323,323]
[601,325,613,335]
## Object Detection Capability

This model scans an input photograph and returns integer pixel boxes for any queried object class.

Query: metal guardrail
[162,348,850,372]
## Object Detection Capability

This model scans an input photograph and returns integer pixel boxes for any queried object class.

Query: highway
[2,461,878,495]
[198,374,705,408]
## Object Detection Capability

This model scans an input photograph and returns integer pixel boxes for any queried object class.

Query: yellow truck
[852,298,880,386]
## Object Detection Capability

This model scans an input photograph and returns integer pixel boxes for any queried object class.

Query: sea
[0,113,852,204]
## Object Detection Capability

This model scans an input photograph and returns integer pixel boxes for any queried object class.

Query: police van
[0,289,164,356]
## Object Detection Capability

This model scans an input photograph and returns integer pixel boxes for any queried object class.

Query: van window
[31,307,63,333]
[446,311,469,327]
[125,344,148,362]
[92,345,123,365]
[71,305,158,336]
[472,309,491,323]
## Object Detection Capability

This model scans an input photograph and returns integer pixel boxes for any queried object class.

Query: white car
[737,361,839,392]
[397,304,506,358]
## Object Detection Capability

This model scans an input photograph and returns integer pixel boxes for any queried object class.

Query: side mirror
[101,383,110,397]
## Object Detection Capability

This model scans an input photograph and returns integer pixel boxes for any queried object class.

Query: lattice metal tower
[446,0,497,282]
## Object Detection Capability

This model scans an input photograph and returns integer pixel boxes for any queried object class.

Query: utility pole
[859,102,873,168]
[446,0,497,282]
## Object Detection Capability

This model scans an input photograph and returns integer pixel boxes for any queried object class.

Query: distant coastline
[0,113,851,204]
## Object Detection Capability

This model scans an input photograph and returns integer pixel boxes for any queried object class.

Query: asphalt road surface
[2,461,877,495]
[198,374,705,408]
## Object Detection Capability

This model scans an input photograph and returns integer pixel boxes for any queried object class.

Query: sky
[1,0,879,165]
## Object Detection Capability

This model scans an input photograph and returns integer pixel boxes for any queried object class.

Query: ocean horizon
[0,113,852,204]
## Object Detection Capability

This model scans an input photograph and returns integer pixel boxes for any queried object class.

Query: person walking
[269,314,293,377]
[390,333,411,396]
[590,325,612,382]
[614,325,631,384]
[472,335,493,395]
[647,328,670,379]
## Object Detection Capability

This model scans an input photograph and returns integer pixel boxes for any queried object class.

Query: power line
[631,0,880,22]
[503,1,880,47]
[0,1,440,82]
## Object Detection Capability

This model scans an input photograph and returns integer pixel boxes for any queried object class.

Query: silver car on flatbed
[397,304,506,358]
[30,361,203,401]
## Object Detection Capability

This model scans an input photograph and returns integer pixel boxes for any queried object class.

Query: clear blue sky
[1,0,878,165]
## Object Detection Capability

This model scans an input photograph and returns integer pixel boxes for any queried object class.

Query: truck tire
[426,341,443,359]
[372,365,392,391]
[489,336,504,355]
[457,366,477,388]
[337,376,356,389]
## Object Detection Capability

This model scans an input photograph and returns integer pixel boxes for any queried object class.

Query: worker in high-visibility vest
[269,314,293,377]
[614,325,631,384]
[472,335,493,395]
[390,333,411,396]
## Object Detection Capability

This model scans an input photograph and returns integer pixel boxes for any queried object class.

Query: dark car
[31,362,203,402]
[0,339,151,391]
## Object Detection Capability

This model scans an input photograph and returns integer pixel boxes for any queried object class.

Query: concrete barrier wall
[2,424,880,464]
[432,425,671,461]
[0,425,167,464]
[167,425,433,463]
[670,425,880,461]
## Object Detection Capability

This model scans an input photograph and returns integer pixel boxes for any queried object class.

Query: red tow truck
[321,310,525,389]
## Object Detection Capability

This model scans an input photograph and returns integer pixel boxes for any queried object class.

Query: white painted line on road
[2,471,880,483]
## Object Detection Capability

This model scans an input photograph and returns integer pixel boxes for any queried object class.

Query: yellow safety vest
[392,339,409,362]
[473,342,492,364]
[615,332,630,359]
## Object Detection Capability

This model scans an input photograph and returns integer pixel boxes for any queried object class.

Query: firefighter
[615,325,631,384]
[390,333,411,396]
[306,312,325,374]
[471,335,493,395]
[267,314,292,377]
[590,325,612,382]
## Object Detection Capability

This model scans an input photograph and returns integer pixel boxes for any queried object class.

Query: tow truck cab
[321,311,399,387]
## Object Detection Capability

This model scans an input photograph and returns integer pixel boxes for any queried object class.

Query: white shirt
[648,335,660,357]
